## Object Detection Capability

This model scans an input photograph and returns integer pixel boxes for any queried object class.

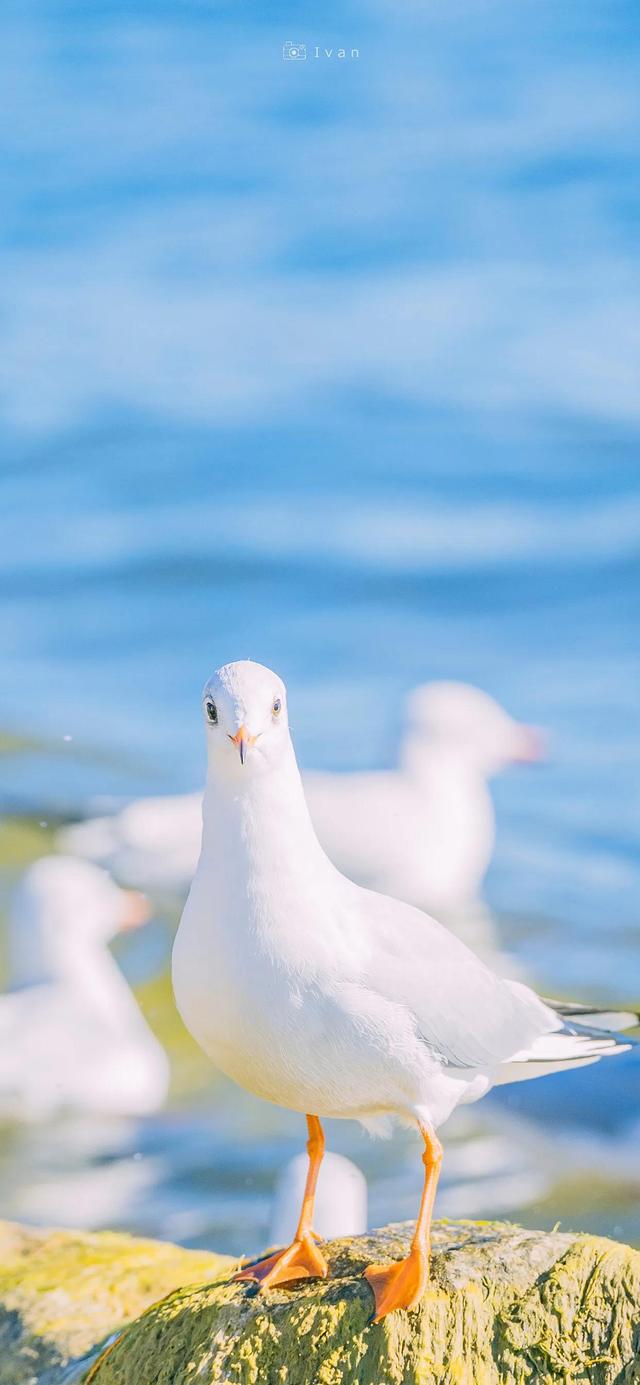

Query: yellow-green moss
[0,1220,233,1385]
[0,817,56,872]
[3,1219,639,1384]
[90,1221,640,1385]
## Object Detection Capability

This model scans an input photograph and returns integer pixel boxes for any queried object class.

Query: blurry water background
[1,0,639,1253]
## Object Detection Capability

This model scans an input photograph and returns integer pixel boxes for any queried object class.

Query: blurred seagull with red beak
[308,682,545,939]
[0,856,169,1119]
[173,660,636,1323]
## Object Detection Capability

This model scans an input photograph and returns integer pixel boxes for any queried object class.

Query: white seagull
[172,661,637,1321]
[0,856,170,1119]
[60,683,541,930]
[307,681,543,920]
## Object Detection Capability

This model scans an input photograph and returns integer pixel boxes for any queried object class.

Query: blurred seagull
[60,793,204,892]
[172,661,637,1322]
[60,683,542,927]
[307,681,543,921]
[0,856,170,1119]
[270,1150,367,1245]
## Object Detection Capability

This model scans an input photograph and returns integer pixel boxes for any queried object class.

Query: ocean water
[1,0,639,1253]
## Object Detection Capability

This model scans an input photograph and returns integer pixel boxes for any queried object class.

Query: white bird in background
[0,856,170,1119]
[172,661,637,1322]
[60,793,204,893]
[59,682,541,938]
[307,681,543,930]
[270,1151,367,1246]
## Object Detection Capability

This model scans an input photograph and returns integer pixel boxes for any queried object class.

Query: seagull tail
[542,998,640,1033]
[496,1004,639,1086]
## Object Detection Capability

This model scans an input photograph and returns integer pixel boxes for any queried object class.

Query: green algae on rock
[88,1220,640,1385]
[0,1219,233,1385]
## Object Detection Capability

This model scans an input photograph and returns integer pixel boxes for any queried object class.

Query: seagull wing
[352,885,560,1071]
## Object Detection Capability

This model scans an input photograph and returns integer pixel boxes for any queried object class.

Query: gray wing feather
[355,886,559,1072]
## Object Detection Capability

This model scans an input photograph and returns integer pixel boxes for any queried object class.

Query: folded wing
[355,886,561,1072]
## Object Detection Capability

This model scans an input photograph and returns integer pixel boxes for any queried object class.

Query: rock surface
[2,1218,640,1384]
[87,1220,640,1385]
[0,1219,232,1385]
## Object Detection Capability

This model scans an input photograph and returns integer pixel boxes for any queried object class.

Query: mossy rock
[3,1219,640,1384]
[87,1220,640,1385]
[0,1219,233,1385]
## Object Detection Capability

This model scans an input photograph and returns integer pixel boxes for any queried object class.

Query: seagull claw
[364,1245,429,1321]
[233,1233,329,1289]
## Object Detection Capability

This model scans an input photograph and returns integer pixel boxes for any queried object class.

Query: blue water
[1,0,640,1250]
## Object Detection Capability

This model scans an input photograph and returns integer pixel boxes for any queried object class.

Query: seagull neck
[402,737,488,790]
[12,930,142,1031]
[202,747,327,875]
[68,947,144,1030]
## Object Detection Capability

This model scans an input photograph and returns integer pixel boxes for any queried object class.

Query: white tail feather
[497,1023,632,1086]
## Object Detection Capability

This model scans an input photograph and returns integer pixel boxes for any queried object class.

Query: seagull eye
[205,700,218,725]
[272,697,282,716]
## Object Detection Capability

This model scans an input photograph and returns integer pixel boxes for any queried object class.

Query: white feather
[172,661,628,1141]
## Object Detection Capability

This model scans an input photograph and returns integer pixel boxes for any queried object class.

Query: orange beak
[228,725,257,765]
[120,889,152,931]
[514,726,547,764]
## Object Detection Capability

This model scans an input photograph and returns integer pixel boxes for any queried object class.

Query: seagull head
[202,660,290,778]
[9,856,151,986]
[403,682,545,777]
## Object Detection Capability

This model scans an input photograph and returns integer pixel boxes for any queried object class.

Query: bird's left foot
[364,1245,429,1322]
[233,1232,329,1289]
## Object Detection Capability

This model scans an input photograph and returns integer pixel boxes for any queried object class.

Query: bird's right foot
[233,1232,329,1289]
[365,1244,429,1321]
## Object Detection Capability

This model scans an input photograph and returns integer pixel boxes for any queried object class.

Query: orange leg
[233,1114,329,1288]
[365,1123,442,1322]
